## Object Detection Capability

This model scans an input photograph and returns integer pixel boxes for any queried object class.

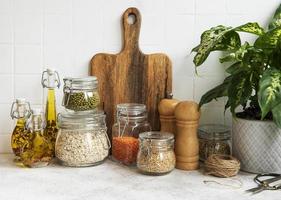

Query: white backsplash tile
[0,14,13,43]
[14,74,43,105]
[15,0,43,14]
[0,104,14,133]
[0,0,13,13]
[140,14,164,46]
[0,75,13,103]
[196,0,227,15]
[165,0,195,14]
[15,45,42,74]
[43,0,71,14]
[15,14,42,44]
[173,76,194,101]
[0,44,13,74]
[44,14,72,46]
[165,14,195,56]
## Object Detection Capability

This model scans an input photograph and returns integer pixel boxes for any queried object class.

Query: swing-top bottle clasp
[10,98,31,119]
[41,68,61,89]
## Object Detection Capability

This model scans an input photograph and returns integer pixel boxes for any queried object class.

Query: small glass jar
[137,132,176,175]
[112,103,151,165]
[62,77,100,111]
[56,110,110,167]
[198,124,231,161]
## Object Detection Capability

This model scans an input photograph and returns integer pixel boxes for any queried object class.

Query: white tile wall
[0,0,280,152]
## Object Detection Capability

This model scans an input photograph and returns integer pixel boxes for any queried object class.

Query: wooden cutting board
[91,7,172,139]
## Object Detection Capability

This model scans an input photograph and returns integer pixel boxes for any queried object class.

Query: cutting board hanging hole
[127,14,136,25]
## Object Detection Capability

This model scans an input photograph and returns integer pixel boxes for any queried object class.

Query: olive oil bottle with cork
[41,69,60,155]
[20,108,53,167]
[10,98,31,161]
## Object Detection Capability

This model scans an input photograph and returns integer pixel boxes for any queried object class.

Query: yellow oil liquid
[45,88,58,154]
[11,118,31,158]
[20,130,53,168]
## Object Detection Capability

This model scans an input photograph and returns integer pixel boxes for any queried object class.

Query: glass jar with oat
[56,110,110,167]
[112,103,151,166]
[198,124,231,161]
[137,131,176,175]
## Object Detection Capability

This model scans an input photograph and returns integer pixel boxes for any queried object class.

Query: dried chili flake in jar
[112,104,151,166]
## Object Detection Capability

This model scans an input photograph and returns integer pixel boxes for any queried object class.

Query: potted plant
[192,4,281,173]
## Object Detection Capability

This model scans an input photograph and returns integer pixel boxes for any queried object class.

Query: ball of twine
[204,154,240,178]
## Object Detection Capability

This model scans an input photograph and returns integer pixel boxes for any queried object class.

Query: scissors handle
[255,173,281,190]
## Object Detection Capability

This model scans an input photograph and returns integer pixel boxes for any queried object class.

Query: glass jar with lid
[198,124,231,161]
[112,103,151,166]
[56,110,110,167]
[137,131,176,175]
[62,77,100,111]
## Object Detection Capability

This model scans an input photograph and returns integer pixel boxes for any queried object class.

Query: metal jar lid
[58,110,106,130]
[198,124,230,140]
[139,131,174,147]
[63,76,98,90]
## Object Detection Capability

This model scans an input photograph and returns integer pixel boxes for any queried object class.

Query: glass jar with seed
[62,77,100,111]
[137,131,176,175]
[56,110,111,167]
[112,103,151,166]
[198,124,231,161]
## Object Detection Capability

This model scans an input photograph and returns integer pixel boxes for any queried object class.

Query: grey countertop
[0,154,279,200]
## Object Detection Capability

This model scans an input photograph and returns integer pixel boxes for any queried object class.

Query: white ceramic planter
[232,117,281,173]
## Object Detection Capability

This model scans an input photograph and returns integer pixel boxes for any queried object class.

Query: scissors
[246,173,281,195]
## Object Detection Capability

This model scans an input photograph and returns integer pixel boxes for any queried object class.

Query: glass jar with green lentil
[198,124,231,161]
[62,77,100,111]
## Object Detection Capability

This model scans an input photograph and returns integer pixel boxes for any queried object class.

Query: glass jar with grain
[198,124,231,161]
[62,77,100,111]
[112,103,151,166]
[137,132,176,175]
[56,110,110,167]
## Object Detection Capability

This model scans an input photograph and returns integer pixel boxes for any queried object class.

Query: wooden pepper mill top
[175,101,200,122]
[158,99,179,116]
[174,101,200,171]
[158,99,179,134]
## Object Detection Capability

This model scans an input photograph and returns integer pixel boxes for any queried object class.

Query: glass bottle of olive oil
[20,109,53,168]
[41,69,60,155]
[10,98,31,161]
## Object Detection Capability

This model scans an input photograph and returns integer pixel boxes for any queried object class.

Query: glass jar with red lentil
[112,103,151,166]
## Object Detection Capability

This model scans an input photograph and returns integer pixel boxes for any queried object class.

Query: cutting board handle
[122,7,141,52]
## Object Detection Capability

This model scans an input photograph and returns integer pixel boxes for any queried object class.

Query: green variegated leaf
[272,103,281,128]
[220,42,250,63]
[258,68,281,119]
[269,4,281,30]
[193,26,241,66]
[199,76,231,108]
[270,38,281,68]
[254,26,281,49]
[191,45,200,52]
[228,72,253,114]
[225,62,245,74]
[213,31,241,51]
[234,22,265,36]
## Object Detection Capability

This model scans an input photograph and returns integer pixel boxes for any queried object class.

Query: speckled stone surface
[0,154,280,200]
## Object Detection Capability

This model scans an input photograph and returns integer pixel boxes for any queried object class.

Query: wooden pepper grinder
[158,99,179,135]
[175,101,200,170]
